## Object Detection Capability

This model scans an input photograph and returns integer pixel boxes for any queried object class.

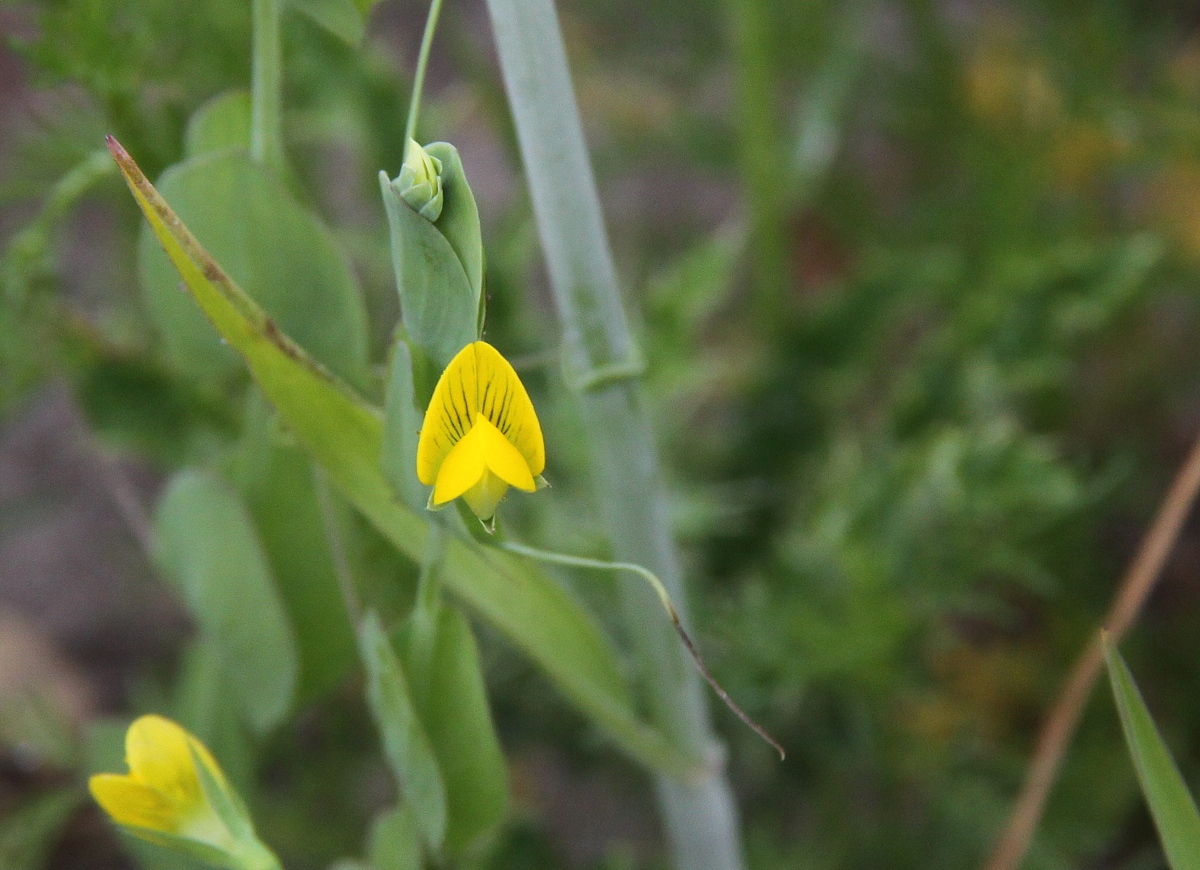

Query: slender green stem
[251,0,284,170]
[502,542,784,759]
[404,0,447,146]
[2,150,113,300]
[729,0,787,328]
[483,0,750,865]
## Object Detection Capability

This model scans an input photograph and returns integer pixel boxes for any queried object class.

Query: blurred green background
[4,0,1200,868]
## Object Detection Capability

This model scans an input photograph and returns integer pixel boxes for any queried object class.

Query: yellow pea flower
[89,715,277,870]
[416,341,545,525]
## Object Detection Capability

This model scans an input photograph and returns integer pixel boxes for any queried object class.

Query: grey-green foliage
[139,148,371,389]
[154,467,299,735]
[357,611,447,854]
[395,599,508,858]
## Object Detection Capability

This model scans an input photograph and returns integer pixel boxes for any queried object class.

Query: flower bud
[393,138,444,220]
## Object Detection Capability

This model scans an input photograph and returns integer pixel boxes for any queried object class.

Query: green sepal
[423,142,484,305]
[380,170,478,386]
[115,825,233,870]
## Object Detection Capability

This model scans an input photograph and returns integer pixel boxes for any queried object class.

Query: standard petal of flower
[472,343,544,475]
[89,774,178,833]
[417,344,481,485]
[433,422,488,504]
[125,715,203,808]
[476,416,537,491]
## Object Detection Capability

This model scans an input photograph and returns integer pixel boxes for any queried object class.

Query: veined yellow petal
[125,715,203,809]
[462,469,512,522]
[417,343,481,485]
[433,422,487,505]
[89,774,179,833]
[416,342,545,488]
[476,416,537,491]
[471,343,544,476]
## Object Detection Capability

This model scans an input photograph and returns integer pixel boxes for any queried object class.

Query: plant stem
[728,0,788,328]
[404,0,447,146]
[251,0,284,170]
[483,0,747,866]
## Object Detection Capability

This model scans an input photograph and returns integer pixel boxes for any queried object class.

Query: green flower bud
[393,138,444,220]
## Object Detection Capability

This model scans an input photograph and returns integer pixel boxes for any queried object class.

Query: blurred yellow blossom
[89,715,278,870]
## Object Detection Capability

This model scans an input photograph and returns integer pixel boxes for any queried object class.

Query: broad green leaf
[286,0,365,44]
[399,603,508,857]
[380,171,478,395]
[155,467,299,734]
[240,434,358,700]
[185,90,252,158]
[424,142,484,303]
[368,805,422,870]
[170,640,255,792]
[358,611,446,852]
[1105,637,1200,870]
[139,149,370,389]
[107,137,697,779]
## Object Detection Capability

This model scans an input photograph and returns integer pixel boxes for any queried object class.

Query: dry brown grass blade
[983,431,1200,870]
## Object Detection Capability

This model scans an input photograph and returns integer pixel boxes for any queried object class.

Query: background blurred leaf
[185,91,253,158]
[239,434,358,701]
[398,602,508,858]
[358,610,447,853]
[0,788,82,870]
[1105,637,1200,870]
[139,149,370,388]
[154,467,299,734]
[286,0,366,45]
[367,805,422,870]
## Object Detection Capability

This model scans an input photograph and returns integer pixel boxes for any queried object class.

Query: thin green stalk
[404,0,447,146]
[483,0,749,867]
[251,0,284,170]
[729,0,788,327]
[503,541,783,759]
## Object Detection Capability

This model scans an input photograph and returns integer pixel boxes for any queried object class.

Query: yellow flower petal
[125,715,203,810]
[433,421,488,505]
[417,342,544,482]
[476,415,536,491]
[89,774,179,833]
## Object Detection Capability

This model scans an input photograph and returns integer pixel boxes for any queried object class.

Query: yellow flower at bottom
[416,341,545,524]
[90,715,240,859]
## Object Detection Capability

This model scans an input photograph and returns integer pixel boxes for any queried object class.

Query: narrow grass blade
[1105,636,1200,870]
